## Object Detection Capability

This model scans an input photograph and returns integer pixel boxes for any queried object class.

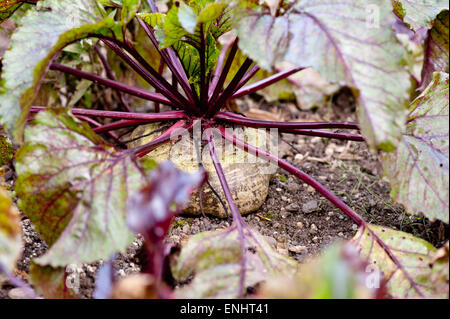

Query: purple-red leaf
[420,10,449,90]
[127,161,206,241]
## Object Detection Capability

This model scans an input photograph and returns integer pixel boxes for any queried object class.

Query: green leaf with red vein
[0,0,120,141]
[15,108,156,267]
[420,10,449,90]
[29,263,78,299]
[258,243,387,299]
[353,224,448,298]
[235,0,411,151]
[0,132,13,167]
[0,0,24,23]
[382,72,449,223]
[392,0,449,31]
[171,227,297,298]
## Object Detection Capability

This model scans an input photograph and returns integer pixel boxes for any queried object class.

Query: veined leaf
[258,243,386,299]
[0,131,13,166]
[235,0,411,151]
[15,109,156,267]
[353,224,448,298]
[178,1,197,33]
[0,0,119,141]
[0,186,22,272]
[154,1,227,90]
[392,0,449,31]
[120,0,141,25]
[0,0,24,23]
[383,72,449,223]
[29,264,78,299]
[198,2,225,23]
[420,10,449,90]
[171,227,297,298]
[138,12,166,27]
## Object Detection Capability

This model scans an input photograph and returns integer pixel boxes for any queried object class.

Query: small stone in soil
[280,210,290,219]
[310,224,318,233]
[302,200,318,214]
[285,203,300,212]
[288,245,308,254]
[8,287,34,299]
[287,182,301,193]
[296,222,303,228]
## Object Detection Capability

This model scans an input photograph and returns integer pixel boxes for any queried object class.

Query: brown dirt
[1,90,448,299]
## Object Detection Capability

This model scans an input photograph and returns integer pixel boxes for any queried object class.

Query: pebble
[86,265,96,273]
[280,210,290,219]
[182,224,190,233]
[8,287,34,299]
[170,235,181,244]
[191,225,200,233]
[328,211,334,216]
[310,224,318,233]
[311,137,321,144]
[302,200,318,214]
[287,182,301,193]
[296,222,303,228]
[352,224,358,231]
[276,188,282,192]
[338,215,345,220]
[312,236,320,243]
[288,245,308,254]
[294,154,305,161]
[338,232,344,237]
[285,203,300,212]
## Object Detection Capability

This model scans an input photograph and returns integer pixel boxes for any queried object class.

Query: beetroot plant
[0,0,448,299]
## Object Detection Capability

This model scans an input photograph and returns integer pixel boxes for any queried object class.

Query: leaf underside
[0,0,118,140]
[353,224,448,298]
[420,10,449,90]
[235,0,411,151]
[15,109,155,267]
[171,227,297,298]
[392,0,449,31]
[382,72,449,223]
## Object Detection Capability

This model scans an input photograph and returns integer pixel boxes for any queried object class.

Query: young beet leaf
[0,0,448,298]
